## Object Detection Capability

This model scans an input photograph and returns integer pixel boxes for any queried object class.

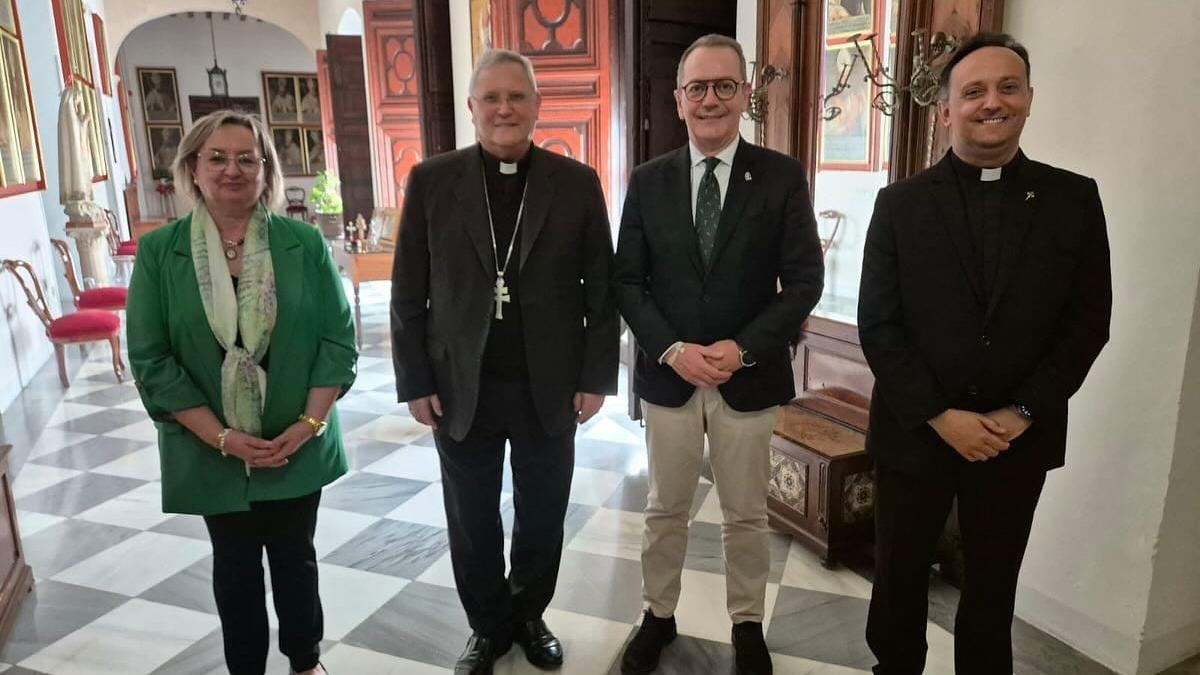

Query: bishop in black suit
[858,34,1112,675]
[390,49,617,675]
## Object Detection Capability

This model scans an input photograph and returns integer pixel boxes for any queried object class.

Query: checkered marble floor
[1,280,1116,675]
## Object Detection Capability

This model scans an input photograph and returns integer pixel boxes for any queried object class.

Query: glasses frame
[679,78,747,102]
[198,150,267,174]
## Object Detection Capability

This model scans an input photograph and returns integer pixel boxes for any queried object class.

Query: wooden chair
[284,187,309,221]
[50,239,128,312]
[817,209,844,258]
[1,259,124,387]
[104,208,137,259]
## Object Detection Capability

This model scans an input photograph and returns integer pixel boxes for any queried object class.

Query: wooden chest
[767,405,874,567]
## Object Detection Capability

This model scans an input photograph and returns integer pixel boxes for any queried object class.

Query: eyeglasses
[679,79,745,102]
[200,151,266,173]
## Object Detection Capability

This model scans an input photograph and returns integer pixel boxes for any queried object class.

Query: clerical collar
[480,145,532,177]
[948,149,1025,182]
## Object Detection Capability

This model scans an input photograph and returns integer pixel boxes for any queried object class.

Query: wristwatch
[298,414,328,437]
[1012,402,1034,421]
[738,346,757,368]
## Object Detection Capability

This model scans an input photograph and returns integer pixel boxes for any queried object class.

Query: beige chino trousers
[640,387,779,623]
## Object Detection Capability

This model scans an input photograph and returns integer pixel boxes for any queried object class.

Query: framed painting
[147,124,183,177]
[819,43,873,170]
[263,72,302,124]
[827,0,873,41]
[138,67,180,123]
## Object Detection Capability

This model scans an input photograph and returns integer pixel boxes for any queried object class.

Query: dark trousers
[203,490,323,675]
[866,463,1045,675]
[435,379,575,638]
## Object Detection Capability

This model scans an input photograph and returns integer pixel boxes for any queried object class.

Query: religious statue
[57,84,102,221]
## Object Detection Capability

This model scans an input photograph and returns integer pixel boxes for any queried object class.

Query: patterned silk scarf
[190,203,276,437]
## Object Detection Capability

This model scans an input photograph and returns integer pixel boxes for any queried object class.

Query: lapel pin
[744,171,752,181]
[1025,191,1036,201]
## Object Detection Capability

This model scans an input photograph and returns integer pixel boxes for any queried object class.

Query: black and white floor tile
[0,281,1128,674]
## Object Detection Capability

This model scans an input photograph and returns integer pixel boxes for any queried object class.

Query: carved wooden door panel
[316,49,340,176]
[489,0,612,200]
[363,0,425,210]
[326,34,376,222]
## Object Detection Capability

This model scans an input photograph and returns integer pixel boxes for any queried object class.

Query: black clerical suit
[858,150,1112,674]
[391,144,618,638]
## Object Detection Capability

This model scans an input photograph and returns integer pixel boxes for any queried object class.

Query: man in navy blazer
[614,34,824,675]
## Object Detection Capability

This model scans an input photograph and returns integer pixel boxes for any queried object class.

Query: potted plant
[310,170,344,239]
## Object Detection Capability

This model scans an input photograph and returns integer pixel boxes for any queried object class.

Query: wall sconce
[823,29,960,120]
[230,0,248,17]
[744,62,788,124]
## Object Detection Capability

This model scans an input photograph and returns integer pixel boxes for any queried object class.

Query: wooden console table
[331,244,395,347]
[0,445,34,646]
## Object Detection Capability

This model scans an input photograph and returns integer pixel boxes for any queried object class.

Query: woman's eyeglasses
[679,79,745,102]
[200,151,267,173]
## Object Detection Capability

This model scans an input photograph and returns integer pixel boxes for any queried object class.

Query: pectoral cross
[493,276,511,320]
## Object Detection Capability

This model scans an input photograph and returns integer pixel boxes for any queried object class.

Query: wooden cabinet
[768,405,874,567]
[0,445,33,646]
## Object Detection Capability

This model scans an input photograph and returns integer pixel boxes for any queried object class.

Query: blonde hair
[172,111,285,211]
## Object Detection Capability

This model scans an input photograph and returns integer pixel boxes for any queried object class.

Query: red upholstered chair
[50,239,128,311]
[104,208,137,259]
[1,258,125,387]
[284,187,309,222]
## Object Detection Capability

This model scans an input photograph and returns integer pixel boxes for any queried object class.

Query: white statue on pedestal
[58,84,103,221]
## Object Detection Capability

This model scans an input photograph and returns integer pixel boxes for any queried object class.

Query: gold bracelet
[298,414,327,437]
[216,428,232,457]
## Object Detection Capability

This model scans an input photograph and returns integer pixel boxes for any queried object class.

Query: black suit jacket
[614,140,825,411]
[390,145,619,441]
[858,152,1112,479]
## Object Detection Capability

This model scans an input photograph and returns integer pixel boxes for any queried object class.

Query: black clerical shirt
[948,150,1025,300]
[479,145,531,381]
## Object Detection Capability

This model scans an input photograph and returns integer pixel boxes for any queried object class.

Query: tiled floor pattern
[0,281,1137,674]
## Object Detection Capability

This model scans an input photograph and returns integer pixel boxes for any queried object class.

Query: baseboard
[1015,583,1141,675]
[1137,618,1200,675]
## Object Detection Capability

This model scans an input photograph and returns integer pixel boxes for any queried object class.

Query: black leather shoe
[731,621,772,675]
[621,610,677,674]
[454,633,513,675]
[514,618,564,669]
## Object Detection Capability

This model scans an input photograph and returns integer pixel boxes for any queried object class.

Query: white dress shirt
[689,136,740,222]
[660,136,742,365]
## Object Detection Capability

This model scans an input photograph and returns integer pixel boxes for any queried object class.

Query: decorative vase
[316,212,343,240]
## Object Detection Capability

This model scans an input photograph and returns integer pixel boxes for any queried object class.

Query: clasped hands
[928,407,1032,462]
[666,338,742,388]
[219,422,314,469]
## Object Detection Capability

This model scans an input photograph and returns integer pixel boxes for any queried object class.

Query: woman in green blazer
[126,111,355,675]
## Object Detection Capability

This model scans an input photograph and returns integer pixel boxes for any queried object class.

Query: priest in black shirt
[858,33,1112,674]
[390,49,618,674]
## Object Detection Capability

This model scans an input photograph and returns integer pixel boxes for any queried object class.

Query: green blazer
[126,212,357,515]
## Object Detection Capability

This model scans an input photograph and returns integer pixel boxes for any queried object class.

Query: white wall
[106,0,323,54]
[2,0,118,410]
[317,0,363,38]
[736,0,757,142]
[450,0,475,149]
[117,13,319,218]
[1005,2,1200,674]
